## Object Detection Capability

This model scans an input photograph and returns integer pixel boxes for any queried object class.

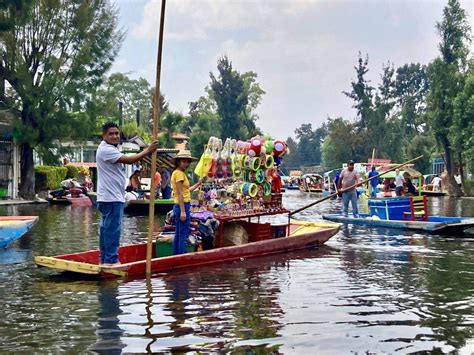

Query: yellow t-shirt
[171,169,190,203]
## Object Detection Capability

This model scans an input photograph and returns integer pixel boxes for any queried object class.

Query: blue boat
[323,196,474,235]
[0,216,39,248]
[322,214,474,235]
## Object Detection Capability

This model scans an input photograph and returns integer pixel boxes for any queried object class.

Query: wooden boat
[124,198,174,214]
[88,192,97,206]
[34,220,340,279]
[47,197,71,205]
[421,190,447,197]
[322,213,474,235]
[0,216,39,248]
[67,195,92,207]
[285,185,300,190]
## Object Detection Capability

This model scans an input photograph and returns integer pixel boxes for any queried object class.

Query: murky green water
[1,193,474,353]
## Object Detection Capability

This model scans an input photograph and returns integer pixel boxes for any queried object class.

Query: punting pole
[289,155,424,217]
[146,0,167,276]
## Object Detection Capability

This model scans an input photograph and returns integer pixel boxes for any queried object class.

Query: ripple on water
[1,197,474,353]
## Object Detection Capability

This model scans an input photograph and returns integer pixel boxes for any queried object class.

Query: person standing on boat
[338,160,360,218]
[96,122,158,266]
[394,169,405,196]
[171,150,202,255]
[368,166,379,198]
[154,169,162,198]
[432,175,442,192]
[160,166,172,199]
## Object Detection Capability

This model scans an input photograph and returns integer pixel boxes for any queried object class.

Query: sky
[111,0,473,139]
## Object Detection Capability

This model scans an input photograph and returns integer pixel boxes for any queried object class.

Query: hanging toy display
[273,140,286,158]
[247,138,262,158]
[194,134,288,217]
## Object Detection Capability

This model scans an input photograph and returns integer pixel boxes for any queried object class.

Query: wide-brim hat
[172,150,198,163]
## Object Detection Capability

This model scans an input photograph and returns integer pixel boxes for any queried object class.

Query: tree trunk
[19,143,35,200]
[442,141,462,197]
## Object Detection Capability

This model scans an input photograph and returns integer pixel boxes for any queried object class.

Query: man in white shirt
[96,122,158,266]
[432,175,442,192]
[394,169,405,196]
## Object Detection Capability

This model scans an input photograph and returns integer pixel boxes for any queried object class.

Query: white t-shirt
[96,141,126,203]
[394,173,405,187]
[432,176,442,187]
[454,175,462,185]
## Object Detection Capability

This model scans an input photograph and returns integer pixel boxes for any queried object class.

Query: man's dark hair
[102,121,119,133]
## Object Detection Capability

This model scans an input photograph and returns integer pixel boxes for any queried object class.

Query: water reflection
[89,281,124,354]
[2,196,474,353]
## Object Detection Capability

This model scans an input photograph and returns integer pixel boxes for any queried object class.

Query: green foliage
[1,0,124,198]
[65,165,79,179]
[452,71,474,169]
[210,56,249,139]
[321,118,358,169]
[464,180,474,196]
[161,111,185,148]
[34,166,68,192]
[121,122,151,144]
[425,0,471,195]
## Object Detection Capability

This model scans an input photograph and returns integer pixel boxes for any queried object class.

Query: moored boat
[322,213,474,235]
[124,198,174,214]
[67,195,92,207]
[47,197,71,205]
[0,216,39,248]
[34,220,340,279]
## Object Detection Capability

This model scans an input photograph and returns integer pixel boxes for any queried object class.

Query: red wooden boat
[34,219,340,279]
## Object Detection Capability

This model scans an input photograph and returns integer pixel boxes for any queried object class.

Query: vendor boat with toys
[35,135,340,279]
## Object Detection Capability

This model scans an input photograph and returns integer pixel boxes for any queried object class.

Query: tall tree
[1,0,123,198]
[426,0,471,196]
[343,53,374,130]
[452,69,474,183]
[210,56,248,139]
[394,63,429,135]
[321,118,359,169]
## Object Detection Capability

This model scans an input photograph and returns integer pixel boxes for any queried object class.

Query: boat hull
[35,221,340,279]
[47,197,71,205]
[323,213,474,235]
[0,216,39,248]
[124,199,174,215]
[67,196,93,207]
[421,190,446,197]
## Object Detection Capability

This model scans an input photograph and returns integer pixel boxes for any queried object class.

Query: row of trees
[1,0,471,198]
[284,0,472,196]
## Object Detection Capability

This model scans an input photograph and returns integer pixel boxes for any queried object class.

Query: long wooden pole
[146,0,166,276]
[289,155,423,217]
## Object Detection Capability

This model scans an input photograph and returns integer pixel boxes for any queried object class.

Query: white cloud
[121,0,474,138]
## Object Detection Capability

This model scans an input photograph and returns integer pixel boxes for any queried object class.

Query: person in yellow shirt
[171,150,202,254]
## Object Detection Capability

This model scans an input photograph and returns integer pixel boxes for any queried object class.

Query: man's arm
[117,141,159,165]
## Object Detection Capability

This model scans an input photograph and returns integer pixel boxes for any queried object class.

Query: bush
[35,166,68,192]
[464,180,474,196]
[65,165,79,179]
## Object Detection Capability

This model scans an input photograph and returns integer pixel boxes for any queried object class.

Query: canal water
[1,192,474,353]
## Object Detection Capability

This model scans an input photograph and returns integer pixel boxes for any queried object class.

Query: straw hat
[172,150,198,163]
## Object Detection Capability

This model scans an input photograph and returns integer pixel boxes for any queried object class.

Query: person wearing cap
[368,166,379,198]
[337,160,360,218]
[96,122,158,266]
[171,150,203,255]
